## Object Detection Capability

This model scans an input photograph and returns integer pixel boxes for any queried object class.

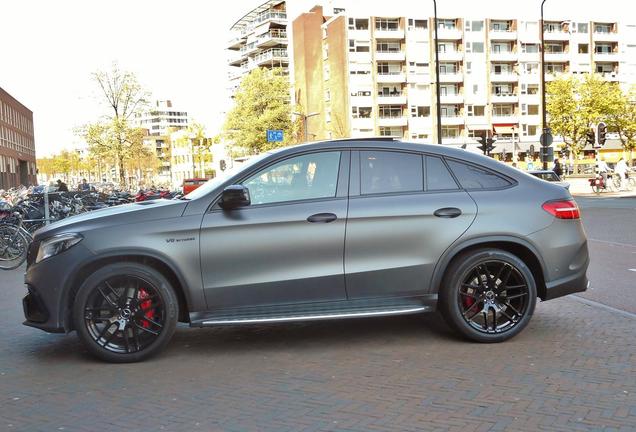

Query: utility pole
[540,0,552,170]
[292,111,320,142]
[433,0,442,144]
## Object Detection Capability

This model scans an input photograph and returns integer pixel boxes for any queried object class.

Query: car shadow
[164,312,461,358]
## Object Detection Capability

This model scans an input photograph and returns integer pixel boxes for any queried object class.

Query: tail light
[542,200,580,220]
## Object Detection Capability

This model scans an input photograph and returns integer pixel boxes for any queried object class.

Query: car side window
[446,160,512,189]
[425,156,459,191]
[360,151,423,195]
[242,152,341,205]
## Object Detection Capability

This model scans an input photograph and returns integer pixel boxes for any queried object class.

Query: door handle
[434,207,462,218]
[307,213,337,223]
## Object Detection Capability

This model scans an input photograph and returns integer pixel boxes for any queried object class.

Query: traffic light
[219,159,227,171]
[597,122,607,146]
[562,147,570,158]
[585,129,595,146]
[477,135,496,156]
[540,146,554,164]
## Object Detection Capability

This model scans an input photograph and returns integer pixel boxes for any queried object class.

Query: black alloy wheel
[458,260,530,334]
[439,248,537,343]
[74,263,178,362]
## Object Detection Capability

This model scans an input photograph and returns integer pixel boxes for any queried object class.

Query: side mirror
[219,185,250,210]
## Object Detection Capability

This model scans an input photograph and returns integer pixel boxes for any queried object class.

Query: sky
[1,0,633,157]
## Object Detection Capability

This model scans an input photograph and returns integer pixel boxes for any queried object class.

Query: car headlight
[35,233,83,263]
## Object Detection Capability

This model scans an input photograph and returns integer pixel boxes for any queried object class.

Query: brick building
[0,87,36,189]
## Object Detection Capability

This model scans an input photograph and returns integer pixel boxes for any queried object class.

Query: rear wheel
[439,248,537,343]
[73,263,178,362]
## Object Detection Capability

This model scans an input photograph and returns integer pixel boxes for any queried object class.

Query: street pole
[303,116,308,143]
[540,0,551,170]
[433,0,442,144]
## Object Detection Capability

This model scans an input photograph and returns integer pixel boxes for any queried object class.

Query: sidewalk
[566,177,636,197]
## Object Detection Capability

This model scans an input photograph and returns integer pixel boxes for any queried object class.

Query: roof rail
[328,137,398,143]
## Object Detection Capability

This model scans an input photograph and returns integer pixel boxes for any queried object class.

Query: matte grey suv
[23,139,589,362]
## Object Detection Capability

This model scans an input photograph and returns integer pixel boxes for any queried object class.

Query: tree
[546,74,624,158]
[79,63,150,186]
[223,68,297,155]
[607,86,636,165]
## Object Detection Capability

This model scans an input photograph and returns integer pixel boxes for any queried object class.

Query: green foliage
[606,86,636,156]
[223,68,299,156]
[547,74,626,157]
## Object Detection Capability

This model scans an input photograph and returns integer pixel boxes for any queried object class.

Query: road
[0,197,634,431]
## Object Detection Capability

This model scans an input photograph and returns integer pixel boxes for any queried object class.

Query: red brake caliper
[462,289,476,309]
[139,288,155,328]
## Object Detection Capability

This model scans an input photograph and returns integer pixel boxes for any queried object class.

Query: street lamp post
[540,0,551,170]
[432,0,442,144]
[292,111,320,142]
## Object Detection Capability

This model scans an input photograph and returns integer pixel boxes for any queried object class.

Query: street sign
[539,133,553,147]
[267,130,284,142]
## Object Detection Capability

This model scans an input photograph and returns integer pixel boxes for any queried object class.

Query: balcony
[491,114,518,123]
[438,50,464,61]
[544,52,569,62]
[378,116,408,127]
[374,28,405,39]
[440,93,464,104]
[227,35,247,50]
[491,93,518,103]
[490,51,517,61]
[594,52,620,62]
[436,27,462,40]
[543,30,569,41]
[253,48,288,65]
[439,72,463,82]
[256,29,288,48]
[376,72,407,83]
[490,72,518,82]
[489,29,517,40]
[377,94,407,105]
[254,11,287,26]
[228,51,246,67]
[593,31,619,42]
[375,51,406,61]
[441,115,464,126]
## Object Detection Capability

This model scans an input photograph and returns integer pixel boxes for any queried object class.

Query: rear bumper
[543,268,589,301]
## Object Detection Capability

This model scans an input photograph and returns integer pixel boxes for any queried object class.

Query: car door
[344,150,477,299]
[200,150,350,309]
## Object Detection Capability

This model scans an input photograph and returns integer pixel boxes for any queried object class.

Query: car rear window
[446,160,512,190]
[360,151,423,195]
[425,156,459,191]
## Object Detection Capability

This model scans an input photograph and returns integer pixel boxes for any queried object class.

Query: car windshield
[184,153,271,200]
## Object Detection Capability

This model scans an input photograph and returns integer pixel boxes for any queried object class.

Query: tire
[73,262,178,363]
[0,225,29,270]
[439,248,537,343]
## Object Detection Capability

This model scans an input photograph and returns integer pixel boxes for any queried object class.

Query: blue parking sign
[267,129,284,142]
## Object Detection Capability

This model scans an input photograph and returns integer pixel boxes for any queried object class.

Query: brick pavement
[1,267,635,432]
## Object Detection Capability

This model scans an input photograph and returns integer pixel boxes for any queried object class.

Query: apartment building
[227,0,289,95]
[291,6,636,149]
[0,87,36,189]
[134,100,189,137]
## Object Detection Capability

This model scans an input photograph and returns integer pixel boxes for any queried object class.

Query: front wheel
[439,249,537,343]
[73,263,178,362]
[0,225,29,270]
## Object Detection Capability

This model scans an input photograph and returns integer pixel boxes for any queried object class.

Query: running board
[190,297,436,327]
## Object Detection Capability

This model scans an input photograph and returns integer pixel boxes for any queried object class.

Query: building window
[472,42,484,53]
[410,106,430,117]
[334,7,345,14]
[376,18,400,31]
[377,41,401,52]
[441,126,460,138]
[352,106,372,118]
[465,20,483,31]
[378,105,403,118]
[408,19,427,30]
[377,62,402,75]
[594,23,612,33]
[522,43,539,53]
[578,44,589,54]
[379,126,403,137]
[348,18,369,30]
[349,40,370,52]
[467,105,485,116]
[577,23,589,33]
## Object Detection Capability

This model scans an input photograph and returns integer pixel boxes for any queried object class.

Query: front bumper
[22,243,95,333]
